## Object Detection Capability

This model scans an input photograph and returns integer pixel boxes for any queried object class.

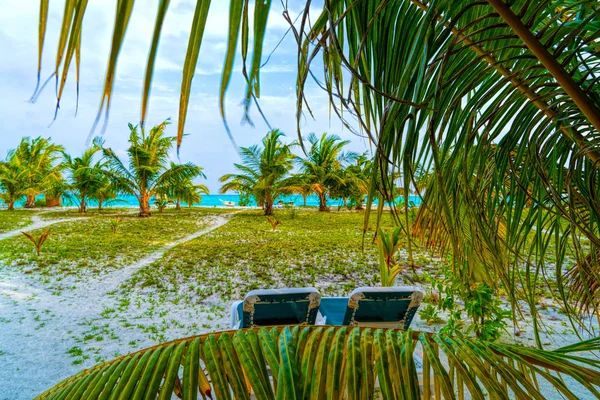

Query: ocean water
[10,194,422,208]
[84,194,422,208]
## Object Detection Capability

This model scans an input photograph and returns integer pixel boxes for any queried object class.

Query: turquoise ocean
[13,194,422,208]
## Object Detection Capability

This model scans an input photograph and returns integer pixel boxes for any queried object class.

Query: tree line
[0,120,207,217]
[0,123,381,217]
[219,129,374,215]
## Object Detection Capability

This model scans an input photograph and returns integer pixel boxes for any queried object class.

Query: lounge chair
[230,287,321,329]
[318,286,424,329]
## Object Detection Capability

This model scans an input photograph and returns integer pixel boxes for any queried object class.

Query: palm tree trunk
[176,199,181,210]
[139,192,151,217]
[79,196,86,213]
[25,195,35,208]
[98,199,103,210]
[264,199,274,216]
[7,199,15,211]
[318,193,329,212]
[302,194,307,207]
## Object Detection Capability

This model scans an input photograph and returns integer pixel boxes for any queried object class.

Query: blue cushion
[319,287,424,329]
[319,297,350,325]
[236,287,321,328]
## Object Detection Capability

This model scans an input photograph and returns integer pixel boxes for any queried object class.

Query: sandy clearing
[0,214,234,400]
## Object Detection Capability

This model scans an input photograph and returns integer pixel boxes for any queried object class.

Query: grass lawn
[0,210,34,233]
[0,208,217,280]
[125,209,438,302]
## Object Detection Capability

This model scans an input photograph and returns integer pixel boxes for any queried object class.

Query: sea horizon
[8,193,423,209]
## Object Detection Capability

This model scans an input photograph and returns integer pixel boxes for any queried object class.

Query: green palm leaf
[35,326,600,400]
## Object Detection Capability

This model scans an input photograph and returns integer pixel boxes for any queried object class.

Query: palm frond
[36,326,600,400]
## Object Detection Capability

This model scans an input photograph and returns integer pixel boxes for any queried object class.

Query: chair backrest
[341,287,424,329]
[239,287,321,328]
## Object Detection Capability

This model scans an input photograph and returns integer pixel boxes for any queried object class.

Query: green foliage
[329,153,371,209]
[102,120,204,217]
[377,227,409,287]
[418,304,444,326]
[21,229,51,256]
[0,137,64,210]
[296,133,356,211]
[34,198,46,207]
[36,326,600,400]
[154,196,168,213]
[63,138,112,213]
[237,191,251,206]
[220,129,294,216]
[109,217,122,234]
[284,203,297,219]
[433,264,510,342]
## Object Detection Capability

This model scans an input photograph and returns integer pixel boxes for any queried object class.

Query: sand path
[0,213,233,400]
[0,214,73,241]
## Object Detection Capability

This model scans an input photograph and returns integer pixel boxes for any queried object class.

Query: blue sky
[0,0,372,192]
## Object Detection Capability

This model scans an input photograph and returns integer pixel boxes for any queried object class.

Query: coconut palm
[0,156,27,210]
[92,179,118,211]
[284,173,314,207]
[102,120,203,217]
[220,129,295,215]
[297,133,357,211]
[63,140,108,213]
[331,153,372,209]
[160,161,209,209]
[11,137,64,208]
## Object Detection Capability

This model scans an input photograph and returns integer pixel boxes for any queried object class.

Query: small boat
[220,200,236,207]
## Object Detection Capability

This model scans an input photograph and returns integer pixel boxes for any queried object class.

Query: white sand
[0,214,233,400]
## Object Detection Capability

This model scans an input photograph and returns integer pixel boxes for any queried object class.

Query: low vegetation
[0,209,213,279]
[0,210,33,233]
[125,210,403,301]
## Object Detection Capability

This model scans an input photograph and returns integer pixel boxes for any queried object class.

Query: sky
[0,0,372,192]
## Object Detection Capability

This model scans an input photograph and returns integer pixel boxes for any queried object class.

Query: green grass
[0,208,218,278]
[38,206,233,220]
[0,210,34,233]
[125,210,429,302]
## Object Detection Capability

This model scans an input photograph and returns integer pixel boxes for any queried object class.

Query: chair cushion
[318,297,350,325]
[240,287,321,328]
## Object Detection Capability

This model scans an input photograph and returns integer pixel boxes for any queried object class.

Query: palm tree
[11,137,64,208]
[330,153,372,209]
[92,179,118,211]
[0,156,27,210]
[63,141,108,213]
[220,129,294,216]
[160,161,209,209]
[284,173,313,207]
[102,120,203,217]
[26,0,600,391]
[297,133,356,211]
